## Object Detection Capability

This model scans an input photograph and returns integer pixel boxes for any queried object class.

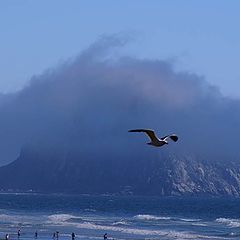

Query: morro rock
[0,147,240,196]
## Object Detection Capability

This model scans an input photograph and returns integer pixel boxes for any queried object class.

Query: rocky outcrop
[166,156,240,196]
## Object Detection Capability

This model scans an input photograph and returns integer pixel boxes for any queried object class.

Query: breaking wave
[112,221,129,226]
[134,214,202,223]
[46,214,211,239]
[48,214,80,223]
[179,218,202,222]
[134,214,171,221]
[216,218,240,227]
[67,221,205,239]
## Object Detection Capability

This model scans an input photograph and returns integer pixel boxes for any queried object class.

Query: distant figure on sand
[53,232,56,239]
[35,231,38,238]
[103,233,107,240]
[71,232,75,240]
[17,230,20,238]
[56,231,59,239]
[5,234,9,240]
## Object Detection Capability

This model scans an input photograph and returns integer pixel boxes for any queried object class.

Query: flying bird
[128,129,178,147]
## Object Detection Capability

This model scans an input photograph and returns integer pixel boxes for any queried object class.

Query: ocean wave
[0,212,225,240]
[78,222,225,239]
[191,223,208,227]
[216,218,240,227]
[0,213,46,229]
[72,221,201,238]
[46,214,204,238]
[112,221,129,226]
[134,214,171,221]
[179,218,202,222]
[47,214,83,225]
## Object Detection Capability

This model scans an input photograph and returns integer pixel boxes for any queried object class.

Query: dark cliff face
[0,148,240,196]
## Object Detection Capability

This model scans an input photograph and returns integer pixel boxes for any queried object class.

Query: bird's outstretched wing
[128,129,159,142]
[161,134,178,142]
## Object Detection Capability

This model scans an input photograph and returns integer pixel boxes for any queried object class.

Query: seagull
[128,129,178,147]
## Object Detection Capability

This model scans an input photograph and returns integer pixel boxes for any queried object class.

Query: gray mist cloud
[0,36,239,165]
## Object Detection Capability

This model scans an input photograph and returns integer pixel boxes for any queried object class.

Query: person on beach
[71,232,75,240]
[35,231,38,238]
[103,233,107,239]
[53,232,56,239]
[56,231,59,239]
[17,230,20,238]
[5,234,9,240]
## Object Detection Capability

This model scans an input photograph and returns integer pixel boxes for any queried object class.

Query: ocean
[0,194,240,240]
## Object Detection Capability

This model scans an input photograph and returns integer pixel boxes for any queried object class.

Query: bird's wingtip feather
[170,135,178,142]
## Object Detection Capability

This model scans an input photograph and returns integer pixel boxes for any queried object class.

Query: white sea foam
[112,220,128,226]
[216,218,240,227]
[179,218,202,222]
[73,221,198,238]
[46,214,200,238]
[0,213,48,231]
[191,223,208,227]
[0,213,39,224]
[134,214,171,221]
[47,214,82,225]
[48,214,75,221]
[0,212,226,240]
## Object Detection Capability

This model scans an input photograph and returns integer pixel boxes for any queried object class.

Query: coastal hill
[0,147,240,196]
[0,39,239,196]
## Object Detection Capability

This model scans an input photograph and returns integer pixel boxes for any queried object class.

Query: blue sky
[1,1,240,98]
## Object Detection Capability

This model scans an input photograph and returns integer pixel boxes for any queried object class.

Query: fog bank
[0,36,239,165]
